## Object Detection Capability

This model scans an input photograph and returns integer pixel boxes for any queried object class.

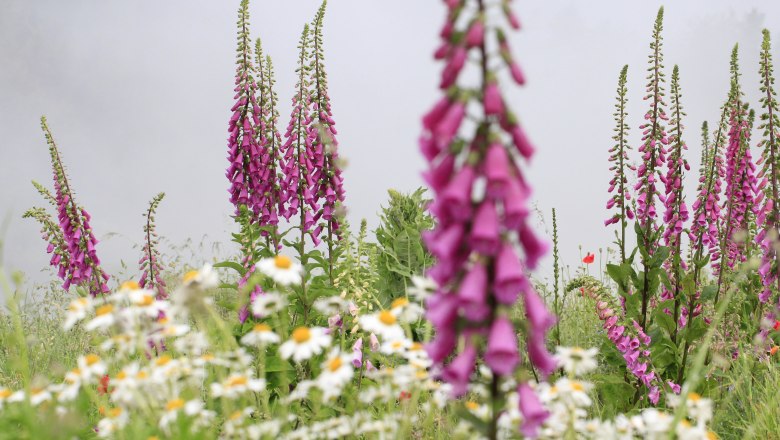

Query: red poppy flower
[98,374,111,395]
[399,391,411,401]
[773,320,780,331]
[771,346,779,356]
[582,253,595,264]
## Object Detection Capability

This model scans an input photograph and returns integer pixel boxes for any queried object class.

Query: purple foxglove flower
[470,200,501,255]
[484,143,511,198]
[442,342,477,397]
[494,243,525,304]
[352,338,363,368]
[518,382,548,438]
[484,316,520,375]
[458,263,490,321]
[483,82,504,116]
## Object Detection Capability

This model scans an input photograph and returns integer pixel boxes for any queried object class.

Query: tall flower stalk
[552,208,562,347]
[717,45,758,302]
[421,1,553,438]
[756,29,780,304]
[635,7,669,328]
[25,117,109,296]
[661,65,690,342]
[309,0,346,283]
[281,25,318,322]
[226,0,265,220]
[605,65,634,262]
[138,192,167,299]
[254,38,283,249]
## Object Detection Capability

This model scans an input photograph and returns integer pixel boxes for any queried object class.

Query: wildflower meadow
[3,1,780,439]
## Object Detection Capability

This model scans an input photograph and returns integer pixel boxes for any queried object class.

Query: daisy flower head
[316,350,354,400]
[313,295,350,315]
[240,323,281,347]
[390,297,424,322]
[159,398,204,430]
[85,303,117,331]
[250,292,288,316]
[77,353,107,379]
[555,378,593,407]
[359,310,405,341]
[63,296,93,330]
[256,255,303,286]
[96,407,129,438]
[182,264,219,289]
[211,372,266,399]
[555,346,598,377]
[380,338,412,355]
[279,326,332,362]
[408,275,436,301]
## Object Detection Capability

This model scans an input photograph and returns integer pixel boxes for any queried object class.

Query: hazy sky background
[1,0,779,291]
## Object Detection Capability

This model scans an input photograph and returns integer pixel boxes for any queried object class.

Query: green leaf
[213,261,246,276]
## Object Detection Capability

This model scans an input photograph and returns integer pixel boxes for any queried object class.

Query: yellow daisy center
[571,381,585,392]
[116,371,127,380]
[274,255,292,269]
[0,389,11,399]
[228,376,248,387]
[378,310,397,326]
[85,354,101,366]
[136,371,148,379]
[391,341,403,349]
[120,281,139,291]
[148,437,160,440]
[328,357,343,372]
[201,354,215,361]
[688,392,701,402]
[155,355,172,366]
[292,327,311,343]
[465,401,479,410]
[139,294,154,306]
[109,407,123,418]
[707,432,718,440]
[95,304,114,316]
[391,298,409,309]
[183,270,199,283]
[410,342,423,351]
[165,398,185,411]
[68,298,88,311]
[253,323,271,332]
[230,411,243,421]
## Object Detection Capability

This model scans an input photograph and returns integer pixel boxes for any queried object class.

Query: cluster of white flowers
[532,346,718,440]
[0,261,721,440]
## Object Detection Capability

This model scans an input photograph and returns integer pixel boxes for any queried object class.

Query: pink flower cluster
[591,291,678,404]
[421,1,552,433]
[721,107,758,272]
[42,118,109,297]
[689,131,724,269]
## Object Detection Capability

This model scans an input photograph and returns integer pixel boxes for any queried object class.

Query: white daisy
[211,373,266,399]
[256,255,303,286]
[359,310,405,341]
[555,378,593,407]
[389,297,423,322]
[96,407,129,438]
[555,346,599,377]
[159,398,203,430]
[316,350,354,400]
[182,264,219,289]
[380,338,412,355]
[407,275,436,301]
[0,388,14,409]
[63,297,93,330]
[279,327,332,362]
[74,354,107,380]
[84,303,117,331]
[313,296,350,315]
[241,323,281,347]
[250,292,288,316]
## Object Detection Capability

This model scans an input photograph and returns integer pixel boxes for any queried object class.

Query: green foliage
[373,188,434,305]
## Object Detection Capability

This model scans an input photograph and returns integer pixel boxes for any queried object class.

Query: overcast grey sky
[1,1,779,288]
